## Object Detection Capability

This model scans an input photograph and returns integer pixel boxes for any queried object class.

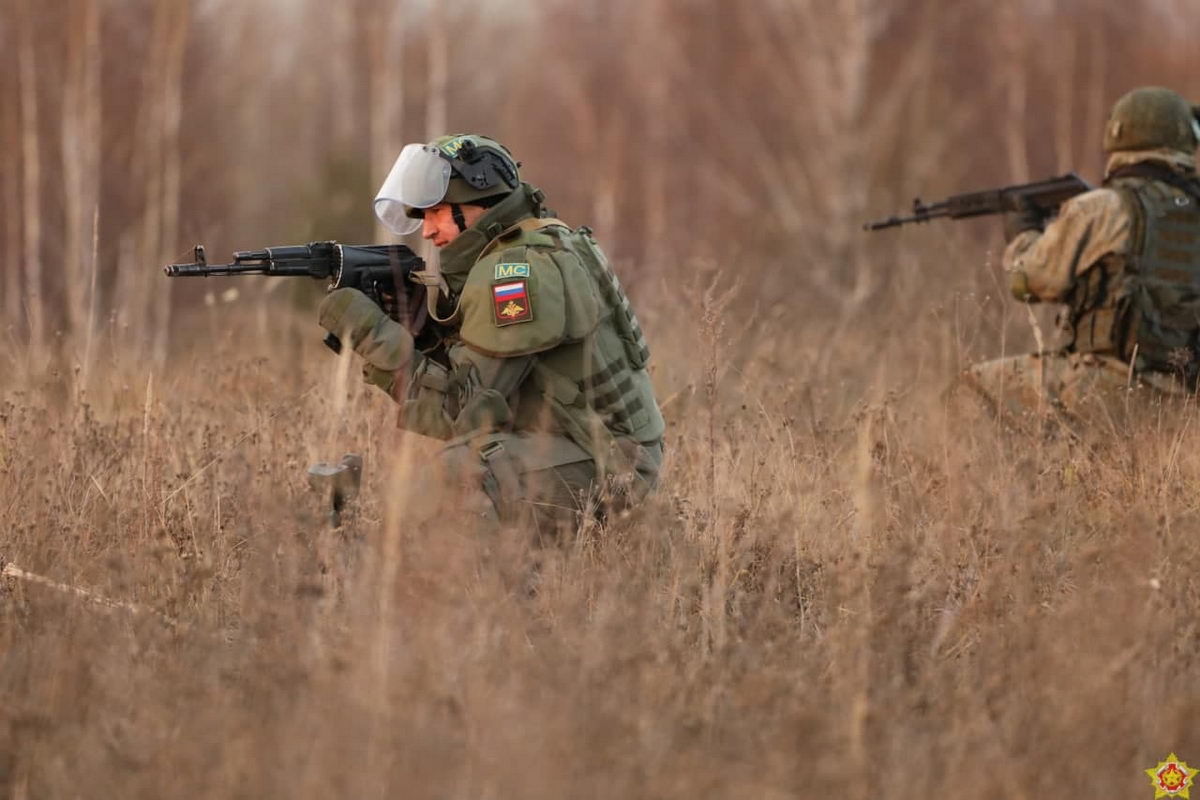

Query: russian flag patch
[492,279,533,326]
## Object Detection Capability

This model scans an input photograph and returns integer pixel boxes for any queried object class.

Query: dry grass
[4,296,1200,798]
[5,1,1200,796]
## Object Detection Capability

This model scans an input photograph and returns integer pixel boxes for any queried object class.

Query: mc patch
[440,136,469,157]
[494,262,531,280]
[493,280,533,326]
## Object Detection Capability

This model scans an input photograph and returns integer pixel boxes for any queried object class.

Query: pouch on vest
[530,361,636,477]
[399,357,456,439]
[452,389,514,437]
[569,229,652,370]
[1116,178,1200,383]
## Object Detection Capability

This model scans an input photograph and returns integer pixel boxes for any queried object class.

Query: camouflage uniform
[321,136,665,533]
[960,88,1200,427]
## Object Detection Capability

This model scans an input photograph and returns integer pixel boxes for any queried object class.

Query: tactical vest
[496,219,665,456]
[1069,167,1200,383]
[402,216,665,472]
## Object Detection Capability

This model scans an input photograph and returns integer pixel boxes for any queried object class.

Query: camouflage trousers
[412,432,663,539]
[951,351,1190,432]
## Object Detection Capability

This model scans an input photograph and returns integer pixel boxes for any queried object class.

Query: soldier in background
[959,87,1200,428]
[317,134,664,533]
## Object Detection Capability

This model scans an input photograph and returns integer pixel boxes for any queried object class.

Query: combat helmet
[1103,86,1200,154]
[375,134,521,235]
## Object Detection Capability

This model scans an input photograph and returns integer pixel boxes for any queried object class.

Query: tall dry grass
[4,0,1200,796]
[4,299,1200,797]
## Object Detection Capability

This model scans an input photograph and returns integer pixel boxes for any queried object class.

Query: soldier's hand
[1003,195,1045,241]
[318,288,414,376]
[1007,270,1037,303]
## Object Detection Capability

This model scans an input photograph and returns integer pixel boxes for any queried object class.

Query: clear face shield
[374,144,453,235]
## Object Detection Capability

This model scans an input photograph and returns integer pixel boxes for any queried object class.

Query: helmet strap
[450,203,468,232]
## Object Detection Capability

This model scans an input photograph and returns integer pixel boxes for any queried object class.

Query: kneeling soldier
[318,134,665,532]
[960,87,1200,428]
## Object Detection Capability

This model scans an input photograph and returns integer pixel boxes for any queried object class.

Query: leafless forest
[3,0,1200,796]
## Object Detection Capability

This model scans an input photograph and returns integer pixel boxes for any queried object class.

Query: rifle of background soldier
[164,241,435,353]
[863,173,1093,231]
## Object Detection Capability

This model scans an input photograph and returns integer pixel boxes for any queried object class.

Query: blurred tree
[2,0,1200,360]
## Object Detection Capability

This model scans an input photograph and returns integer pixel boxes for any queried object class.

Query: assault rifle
[164,241,435,352]
[862,172,1093,231]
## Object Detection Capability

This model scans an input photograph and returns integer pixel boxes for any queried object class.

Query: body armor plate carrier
[1111,165,1200,384]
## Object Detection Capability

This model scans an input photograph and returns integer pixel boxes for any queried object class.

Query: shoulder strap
[1096,184,1144,361]
[1106,163,1200,205]
[478,217,572,259]
[1108,183,1147,254]
[517,217,570,232]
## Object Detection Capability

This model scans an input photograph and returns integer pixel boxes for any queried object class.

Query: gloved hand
[1003,195,1045,242]
[318,288,414,393]
[1008,269,1035,303]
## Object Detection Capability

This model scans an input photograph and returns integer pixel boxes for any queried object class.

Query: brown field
[4,1,1200,797]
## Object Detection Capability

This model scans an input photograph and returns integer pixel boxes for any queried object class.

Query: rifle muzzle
[163,263,207,276]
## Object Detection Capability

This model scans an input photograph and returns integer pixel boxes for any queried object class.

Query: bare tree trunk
[756,0,884,311]
[420,2,449,277]
[152,0,190,364]
[425,1,448,139]
[225,2,269,239]
[15,0,44,352]
[826,0,878,258]
[3,152,20,334]
[547,21,617,238]
[329,2,358,151]
[1052,20,1076,173]
[128,0,189,363]
[1000,4,1030,182]
[638,0,670,271]
[1083,20,1108,177]
[61,0,103,348]
[128,4,169,351]
[367,1,403,242]
[2,10,23,333]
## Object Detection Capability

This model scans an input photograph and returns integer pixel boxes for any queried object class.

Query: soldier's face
[421,203,487,247]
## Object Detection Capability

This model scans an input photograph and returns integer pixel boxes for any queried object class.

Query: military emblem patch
[493,280,533,326]
[494,263,531,280]
[1148,753,1196,798]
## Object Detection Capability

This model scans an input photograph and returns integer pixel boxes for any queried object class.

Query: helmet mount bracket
[438,141,521,194]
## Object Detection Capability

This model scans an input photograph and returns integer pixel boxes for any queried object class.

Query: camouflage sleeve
[1002,187,1133,303]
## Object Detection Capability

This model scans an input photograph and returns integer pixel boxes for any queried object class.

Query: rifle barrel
[863,213,933,231]
[164,261,322,278]
[163,262,271,277]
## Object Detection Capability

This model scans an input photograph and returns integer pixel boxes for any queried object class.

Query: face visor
[374,144,453,235]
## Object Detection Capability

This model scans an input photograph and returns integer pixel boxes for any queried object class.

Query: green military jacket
[399,183,665,472]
